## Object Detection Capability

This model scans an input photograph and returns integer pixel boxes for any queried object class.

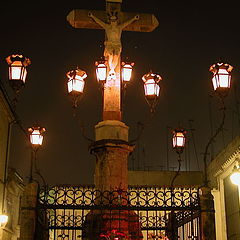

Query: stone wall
[128,170,203,186]
[1,168,24,240]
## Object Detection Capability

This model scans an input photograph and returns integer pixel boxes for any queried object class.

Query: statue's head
[108,11,118,24]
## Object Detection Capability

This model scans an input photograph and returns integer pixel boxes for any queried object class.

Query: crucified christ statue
[89,12,139,76]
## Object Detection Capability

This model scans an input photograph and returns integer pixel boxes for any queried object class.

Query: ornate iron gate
[37,185,201,240]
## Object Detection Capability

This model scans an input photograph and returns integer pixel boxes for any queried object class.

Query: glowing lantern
[142,71,162,112]
[95,60,107,83]
[6,54,31,92]
[209,62,233,97]
[67,68,86,94]
[28,126,46,147]
[230,165,240,186]
[0,214,8,227]
[172,129,186,154]
[121,62,134,82]
[142,72,162,98]
[67,68,87,107]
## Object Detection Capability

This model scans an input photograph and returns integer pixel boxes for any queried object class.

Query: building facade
[0,85,24,240]
[208,136,240,240]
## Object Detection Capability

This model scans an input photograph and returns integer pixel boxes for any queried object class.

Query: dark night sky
[1,1,240,185]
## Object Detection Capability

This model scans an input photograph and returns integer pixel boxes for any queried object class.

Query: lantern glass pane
[68,79,84,93]
[176,136,184,147]
[96,63,107,81]
[173,132,185,148]
[30,130,43,145]
[0,215,8,224]
[218,68,230,88]
[10,66,21,80]
[173,137,177,148]
[9,60,25,81]
[230,171,240,185]
[212,76,218,91]
[212,68,230,90]
[22,68,27,82]
[67,80,72,93]
[122,64,132,82]
[144,79,160,96]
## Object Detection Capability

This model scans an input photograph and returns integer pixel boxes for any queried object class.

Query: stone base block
[95,120,129,141]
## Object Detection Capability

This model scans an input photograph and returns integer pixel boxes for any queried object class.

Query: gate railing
[38,185,200,209]
[37,185,201,240]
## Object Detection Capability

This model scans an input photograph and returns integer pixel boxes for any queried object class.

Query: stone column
[91,120,132,192]
[83,120,143,239]
[200,186,216,240]
[19,182,38,240]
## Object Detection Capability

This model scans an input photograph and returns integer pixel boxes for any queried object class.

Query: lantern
[67,69,87,95]
[172,129,186,154]
[142,71,162,112]
[95,60,107,83]
[121,62,134,82]
[0,214,8,227]
[6,54,31,92]
[67,68,87,108]
[209,62,233,97]
[230,165,240,186]
[142,72,162,98]
[28,126,46,147]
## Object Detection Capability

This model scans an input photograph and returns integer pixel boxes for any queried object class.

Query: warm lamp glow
[172,129,186,154]
[121,62,134,82]
[6,54,31,92]
[142,72,162,98]
[209,62,233,96]
[230,165,240,185]
[0,214,8,227]
[28,127,46,146]
[95,61,107,82]
[67,69,87,94]
[6,54,30,81]
[144,79,160,96]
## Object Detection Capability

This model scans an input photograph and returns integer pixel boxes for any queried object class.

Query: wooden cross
[67,0,159,121]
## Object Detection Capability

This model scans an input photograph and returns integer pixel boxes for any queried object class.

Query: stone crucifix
[88,11,139,77]
[67,0,159,121]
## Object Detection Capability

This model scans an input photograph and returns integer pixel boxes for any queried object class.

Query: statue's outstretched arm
[88,12,107,29]
[120,15,139,29]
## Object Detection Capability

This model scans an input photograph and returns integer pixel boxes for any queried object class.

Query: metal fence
[37,185,201,240]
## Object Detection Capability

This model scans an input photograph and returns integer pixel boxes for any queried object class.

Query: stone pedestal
[200,187,216,240]
[90,139,133,192]
[95,120,129,142]
[85,120,143,239]
[92,120,131,192]
[19,182,38,240]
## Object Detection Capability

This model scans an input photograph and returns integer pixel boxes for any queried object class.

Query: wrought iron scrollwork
[39,185,200,210]
[37,185,201,240]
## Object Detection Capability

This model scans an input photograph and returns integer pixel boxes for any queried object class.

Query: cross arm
[120,15,139,29]
[67,10,159,32]
[88,12,108,29]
